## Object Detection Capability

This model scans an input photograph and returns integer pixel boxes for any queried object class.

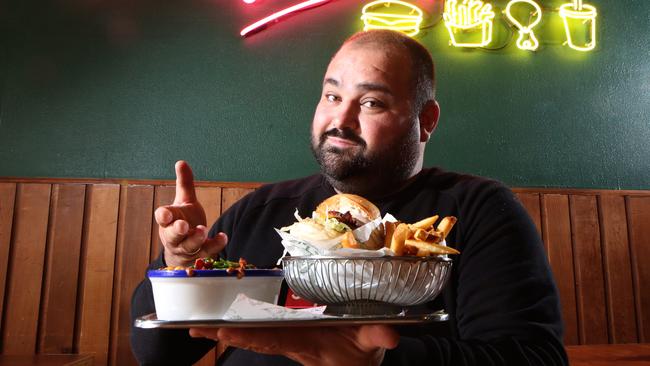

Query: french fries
[341,231,360,249]
[405,239,460,255]
[386,214,459,257]
[389,223,412,256]
[340,212,458,256]
[384,221,396,248]
[343,225,384,250]
[436,216,457,239]
[410,215,439,230]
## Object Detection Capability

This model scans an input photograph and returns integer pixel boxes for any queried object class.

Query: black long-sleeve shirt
[131,168,568,365]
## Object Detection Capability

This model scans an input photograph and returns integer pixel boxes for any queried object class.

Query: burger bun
[315,194,380,225]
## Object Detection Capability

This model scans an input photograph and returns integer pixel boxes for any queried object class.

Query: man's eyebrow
[323,78,339,87]
[323,78,393,96]
[356,82,393,95]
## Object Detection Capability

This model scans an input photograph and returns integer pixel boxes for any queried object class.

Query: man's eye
[361,100,383,108]
[325,94,339,102]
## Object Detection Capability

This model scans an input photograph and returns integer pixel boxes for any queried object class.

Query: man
[131,30,568,365]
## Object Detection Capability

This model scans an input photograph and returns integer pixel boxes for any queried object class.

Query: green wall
[1,0,648,189]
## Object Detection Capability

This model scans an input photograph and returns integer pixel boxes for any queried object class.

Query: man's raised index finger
[174,160,198,204]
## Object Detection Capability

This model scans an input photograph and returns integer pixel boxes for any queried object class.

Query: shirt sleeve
[384,183,568,365]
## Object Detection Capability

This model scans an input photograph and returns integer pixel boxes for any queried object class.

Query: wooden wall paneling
[599,195,638,343]
[221,188,254,214]
[627,196,650,343]
[75,185,120,366]
[150,186,175,261]
[110,185,154,366]
[1,184,52,354]
[515,193,543,249]
[541,194,579,345]
[196,187,222,227]
[569,195,608,344]
[0,183,17,335]
[38,184,86,354]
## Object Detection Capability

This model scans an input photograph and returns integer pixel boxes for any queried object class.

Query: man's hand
[189,325,399,366]
[155,161,227,267]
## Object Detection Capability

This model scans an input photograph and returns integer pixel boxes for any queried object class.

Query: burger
[281,194,384,249]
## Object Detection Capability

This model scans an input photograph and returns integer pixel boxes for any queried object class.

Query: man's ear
[419,100,440,143]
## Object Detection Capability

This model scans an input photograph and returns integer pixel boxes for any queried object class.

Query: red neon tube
[240,0,332,37]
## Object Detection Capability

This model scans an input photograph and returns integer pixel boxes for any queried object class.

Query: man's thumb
[358,325,399,350]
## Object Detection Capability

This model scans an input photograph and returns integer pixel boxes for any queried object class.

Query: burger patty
[327,210,362,230]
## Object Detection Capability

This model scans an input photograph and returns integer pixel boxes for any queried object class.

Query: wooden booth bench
[0,177,649,366]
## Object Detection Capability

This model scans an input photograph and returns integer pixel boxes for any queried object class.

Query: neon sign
[504,0,542,51]
[559,0,597,51]
[360,0,424,37]
[442,0,496,48]
[239,0,598,53]
[240,0,332,37]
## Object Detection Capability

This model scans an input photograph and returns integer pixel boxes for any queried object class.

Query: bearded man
[131,30,567,366]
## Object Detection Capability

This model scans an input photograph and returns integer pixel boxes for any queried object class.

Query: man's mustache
[320,128,367,148]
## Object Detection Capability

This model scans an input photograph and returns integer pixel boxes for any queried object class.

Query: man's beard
[311,126,420,196]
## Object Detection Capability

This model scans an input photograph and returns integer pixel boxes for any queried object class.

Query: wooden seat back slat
[38,184,86,354]
[540,194,579,345]
[75,184,120,366]
[570,195,608,344]
[627,196,650,342]
[599,195,638,343]
[0,183,17,337]
[2,184,52,355]
[110,186,155,366]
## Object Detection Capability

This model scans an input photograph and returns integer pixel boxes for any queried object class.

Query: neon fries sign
[443,0,495,47]
[239,0,598,52]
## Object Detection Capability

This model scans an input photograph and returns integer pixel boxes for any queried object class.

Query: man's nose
[332,102,359,131]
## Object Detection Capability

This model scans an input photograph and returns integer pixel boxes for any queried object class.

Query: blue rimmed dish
[148,268,284,320]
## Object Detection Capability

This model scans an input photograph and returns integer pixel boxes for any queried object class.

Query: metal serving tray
[135,310,448,329]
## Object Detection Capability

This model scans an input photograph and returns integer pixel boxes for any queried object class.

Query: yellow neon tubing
[559,2,597,51]
[443,0,495,47]
[361,0,424,37]
[504,0,542,51]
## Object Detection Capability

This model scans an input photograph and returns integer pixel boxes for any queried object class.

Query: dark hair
[341,30,436,114]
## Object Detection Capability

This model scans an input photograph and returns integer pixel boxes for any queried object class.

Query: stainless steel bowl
[282,256,452,315]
